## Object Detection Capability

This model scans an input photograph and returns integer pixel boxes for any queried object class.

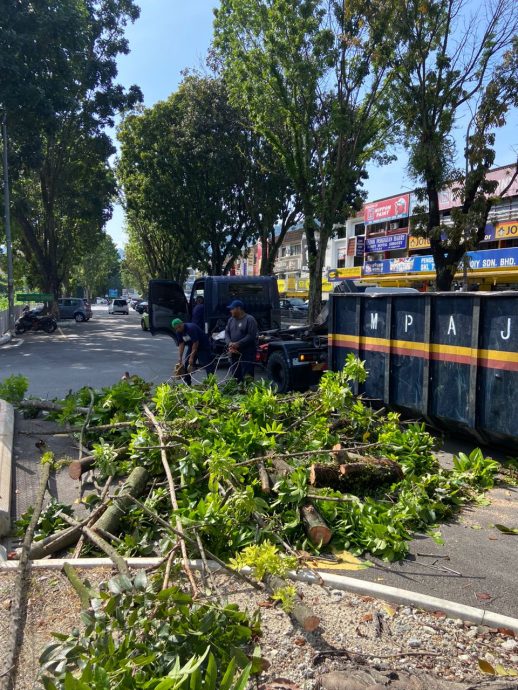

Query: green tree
[121,233,150,297]
[389,0,518,290]
[213,0,396,320]
[69,235,122,299]
[1,0,142,302]
[118,74,297,278]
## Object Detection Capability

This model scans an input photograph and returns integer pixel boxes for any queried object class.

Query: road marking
[2,337,24,349]
[58,327,67,339]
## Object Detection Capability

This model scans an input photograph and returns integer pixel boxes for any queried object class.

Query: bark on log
[300,503,332,546]
[270,457,294,477]
[19,399,90,415]
[93,466,149,535]
[257,460,271,494]
[267,575,320,632]
[309,455,403,490]
[68,456,96,480]
[63,563,94,609]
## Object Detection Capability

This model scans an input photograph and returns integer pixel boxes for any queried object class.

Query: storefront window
[354,223,365,236]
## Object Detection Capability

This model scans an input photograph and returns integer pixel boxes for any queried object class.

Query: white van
[108,298,129,315]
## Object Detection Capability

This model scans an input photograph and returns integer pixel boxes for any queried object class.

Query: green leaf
[495,524,518,535]
[479,659,496,674]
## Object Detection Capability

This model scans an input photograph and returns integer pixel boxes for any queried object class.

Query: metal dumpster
[328,292,518,447]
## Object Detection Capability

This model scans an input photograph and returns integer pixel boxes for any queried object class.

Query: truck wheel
[267,352,291,393]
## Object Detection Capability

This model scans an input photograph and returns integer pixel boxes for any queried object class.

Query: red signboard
[364,193,410,225]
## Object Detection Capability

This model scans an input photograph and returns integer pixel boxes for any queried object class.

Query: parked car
[129,298,142,310]
[135,300,148,314]
[58,297,92,322]
[109,298,129,315]
[280,297,308,320]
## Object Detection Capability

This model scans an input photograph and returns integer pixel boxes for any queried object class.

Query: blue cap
[227,299,244,310]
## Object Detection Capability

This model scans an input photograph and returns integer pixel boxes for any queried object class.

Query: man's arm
[178,341,185,361]
[225,319,232,345]
[189,340,199,365]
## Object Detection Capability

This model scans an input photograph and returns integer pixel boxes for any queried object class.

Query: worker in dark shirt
[192,296,205,330]
[224,299,258,383]
[171,318,214,385]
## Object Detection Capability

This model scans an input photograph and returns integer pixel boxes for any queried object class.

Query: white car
[108,298,129,315]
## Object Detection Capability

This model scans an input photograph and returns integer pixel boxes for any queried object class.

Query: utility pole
[2,113,15,332]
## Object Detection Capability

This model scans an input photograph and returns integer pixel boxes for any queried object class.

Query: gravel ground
[1,567,517,689]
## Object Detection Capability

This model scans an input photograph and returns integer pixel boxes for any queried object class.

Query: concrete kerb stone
[0,399,15,536]
[0,332,12,346]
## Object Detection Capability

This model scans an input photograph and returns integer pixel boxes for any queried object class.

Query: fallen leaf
[476,592,492,601]
[308,548,371,572]
[257,600,275,608]
[360,595,374,603]
[360,613,373,623]
[293,637,306,647]
[382,603,396,617]
[432,611,446,619]
[494,524,518,535]
[1,599,11,610]
[494,664,518,677]
[497,627,515,637]
[478,659,496,675]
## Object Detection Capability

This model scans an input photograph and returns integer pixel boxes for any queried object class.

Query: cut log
[63,563,95,609]
[300,503,332,546]
[93,466,149,535]
[267,575,320,632]
[19,399,90,415]
[257,459,271,494]
[68,456,96,480]
[270,457,294,477]
[309,455,403,491]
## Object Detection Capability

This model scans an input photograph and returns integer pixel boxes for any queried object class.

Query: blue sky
[106,0,518,248]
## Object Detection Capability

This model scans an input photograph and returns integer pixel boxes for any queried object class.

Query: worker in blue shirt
[224,299,258,383]
[171,318,214,385]
[191,295,205,330]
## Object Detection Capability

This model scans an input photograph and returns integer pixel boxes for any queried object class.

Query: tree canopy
[117,73,298,280]
[389,0,518,289]
[1,0,142,299]
[213,0,397,319]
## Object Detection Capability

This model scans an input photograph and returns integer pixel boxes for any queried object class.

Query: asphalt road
[0,306,180,398]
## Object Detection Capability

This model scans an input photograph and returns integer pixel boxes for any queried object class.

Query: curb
[0,332,12,346]
[1,557,518,634]
[0,399,15,536]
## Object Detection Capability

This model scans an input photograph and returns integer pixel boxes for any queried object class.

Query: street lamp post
[2,113,15,332]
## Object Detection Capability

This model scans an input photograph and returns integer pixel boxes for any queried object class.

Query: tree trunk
[266,575,320,632]
[307,227,328,325]
[309,456,403,491]
[300,503,332,545]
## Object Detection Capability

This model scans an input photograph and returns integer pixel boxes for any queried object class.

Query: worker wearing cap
[224,300,258,382]
[171,318,214,385]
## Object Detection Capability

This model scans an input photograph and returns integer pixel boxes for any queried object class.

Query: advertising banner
[328,267,362,281]
[495,220,518,240]
[364,193,410,225]
[365,233,408,253]
[355,236,365,257]
[408,235,431,250]
[438,167,518,211]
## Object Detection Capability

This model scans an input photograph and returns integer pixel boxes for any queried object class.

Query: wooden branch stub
[301,503,332,546]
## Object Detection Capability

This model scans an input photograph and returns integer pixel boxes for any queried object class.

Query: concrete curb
[0,332,12,346]
[0,399,15,536]
[1,557,518,634]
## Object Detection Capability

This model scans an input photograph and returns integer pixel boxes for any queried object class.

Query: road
[0,306,180,398]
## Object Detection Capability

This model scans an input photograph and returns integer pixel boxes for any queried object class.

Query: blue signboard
[355,236,365,257]
[363,248,518,277]
[365,233,408,253]
[108,288,118,298]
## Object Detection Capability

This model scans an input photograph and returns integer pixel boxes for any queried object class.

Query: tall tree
[1,0,142,301]
[68,235,122,299]
[118,74,298,277]
[213,0,396,321]
[390,0,518,290]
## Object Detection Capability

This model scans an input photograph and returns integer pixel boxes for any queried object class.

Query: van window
[114,299,127,306]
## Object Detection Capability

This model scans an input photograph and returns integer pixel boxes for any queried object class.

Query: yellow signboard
[495,220,518,240]
[327,267,361,280]
[322,280,333,292]
[408,235,431,250]
[296,278,310,290]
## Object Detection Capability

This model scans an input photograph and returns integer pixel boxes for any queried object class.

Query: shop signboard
[495,220,518,240]
[438,167,518,211]
[408,235,431,250]
[355,236,365,256]
[328,267,362,281]
[365,233,408,253]
[364,193,410,225]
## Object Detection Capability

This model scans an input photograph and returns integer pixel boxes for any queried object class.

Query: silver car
[108,298,129,315]
[58,297,92,322]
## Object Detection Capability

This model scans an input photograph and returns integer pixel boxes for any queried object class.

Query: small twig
[313,649,442,665]
[195,531,220,597]
[307,493,356,503]
[73,477,113,558]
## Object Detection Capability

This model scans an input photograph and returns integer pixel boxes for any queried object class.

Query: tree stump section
[301,503,332,546]
[310,455,403,491]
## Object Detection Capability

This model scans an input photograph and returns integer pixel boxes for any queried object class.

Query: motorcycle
[15,307,57,334]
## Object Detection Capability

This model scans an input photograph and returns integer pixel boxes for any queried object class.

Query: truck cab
[147,276,281,345]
